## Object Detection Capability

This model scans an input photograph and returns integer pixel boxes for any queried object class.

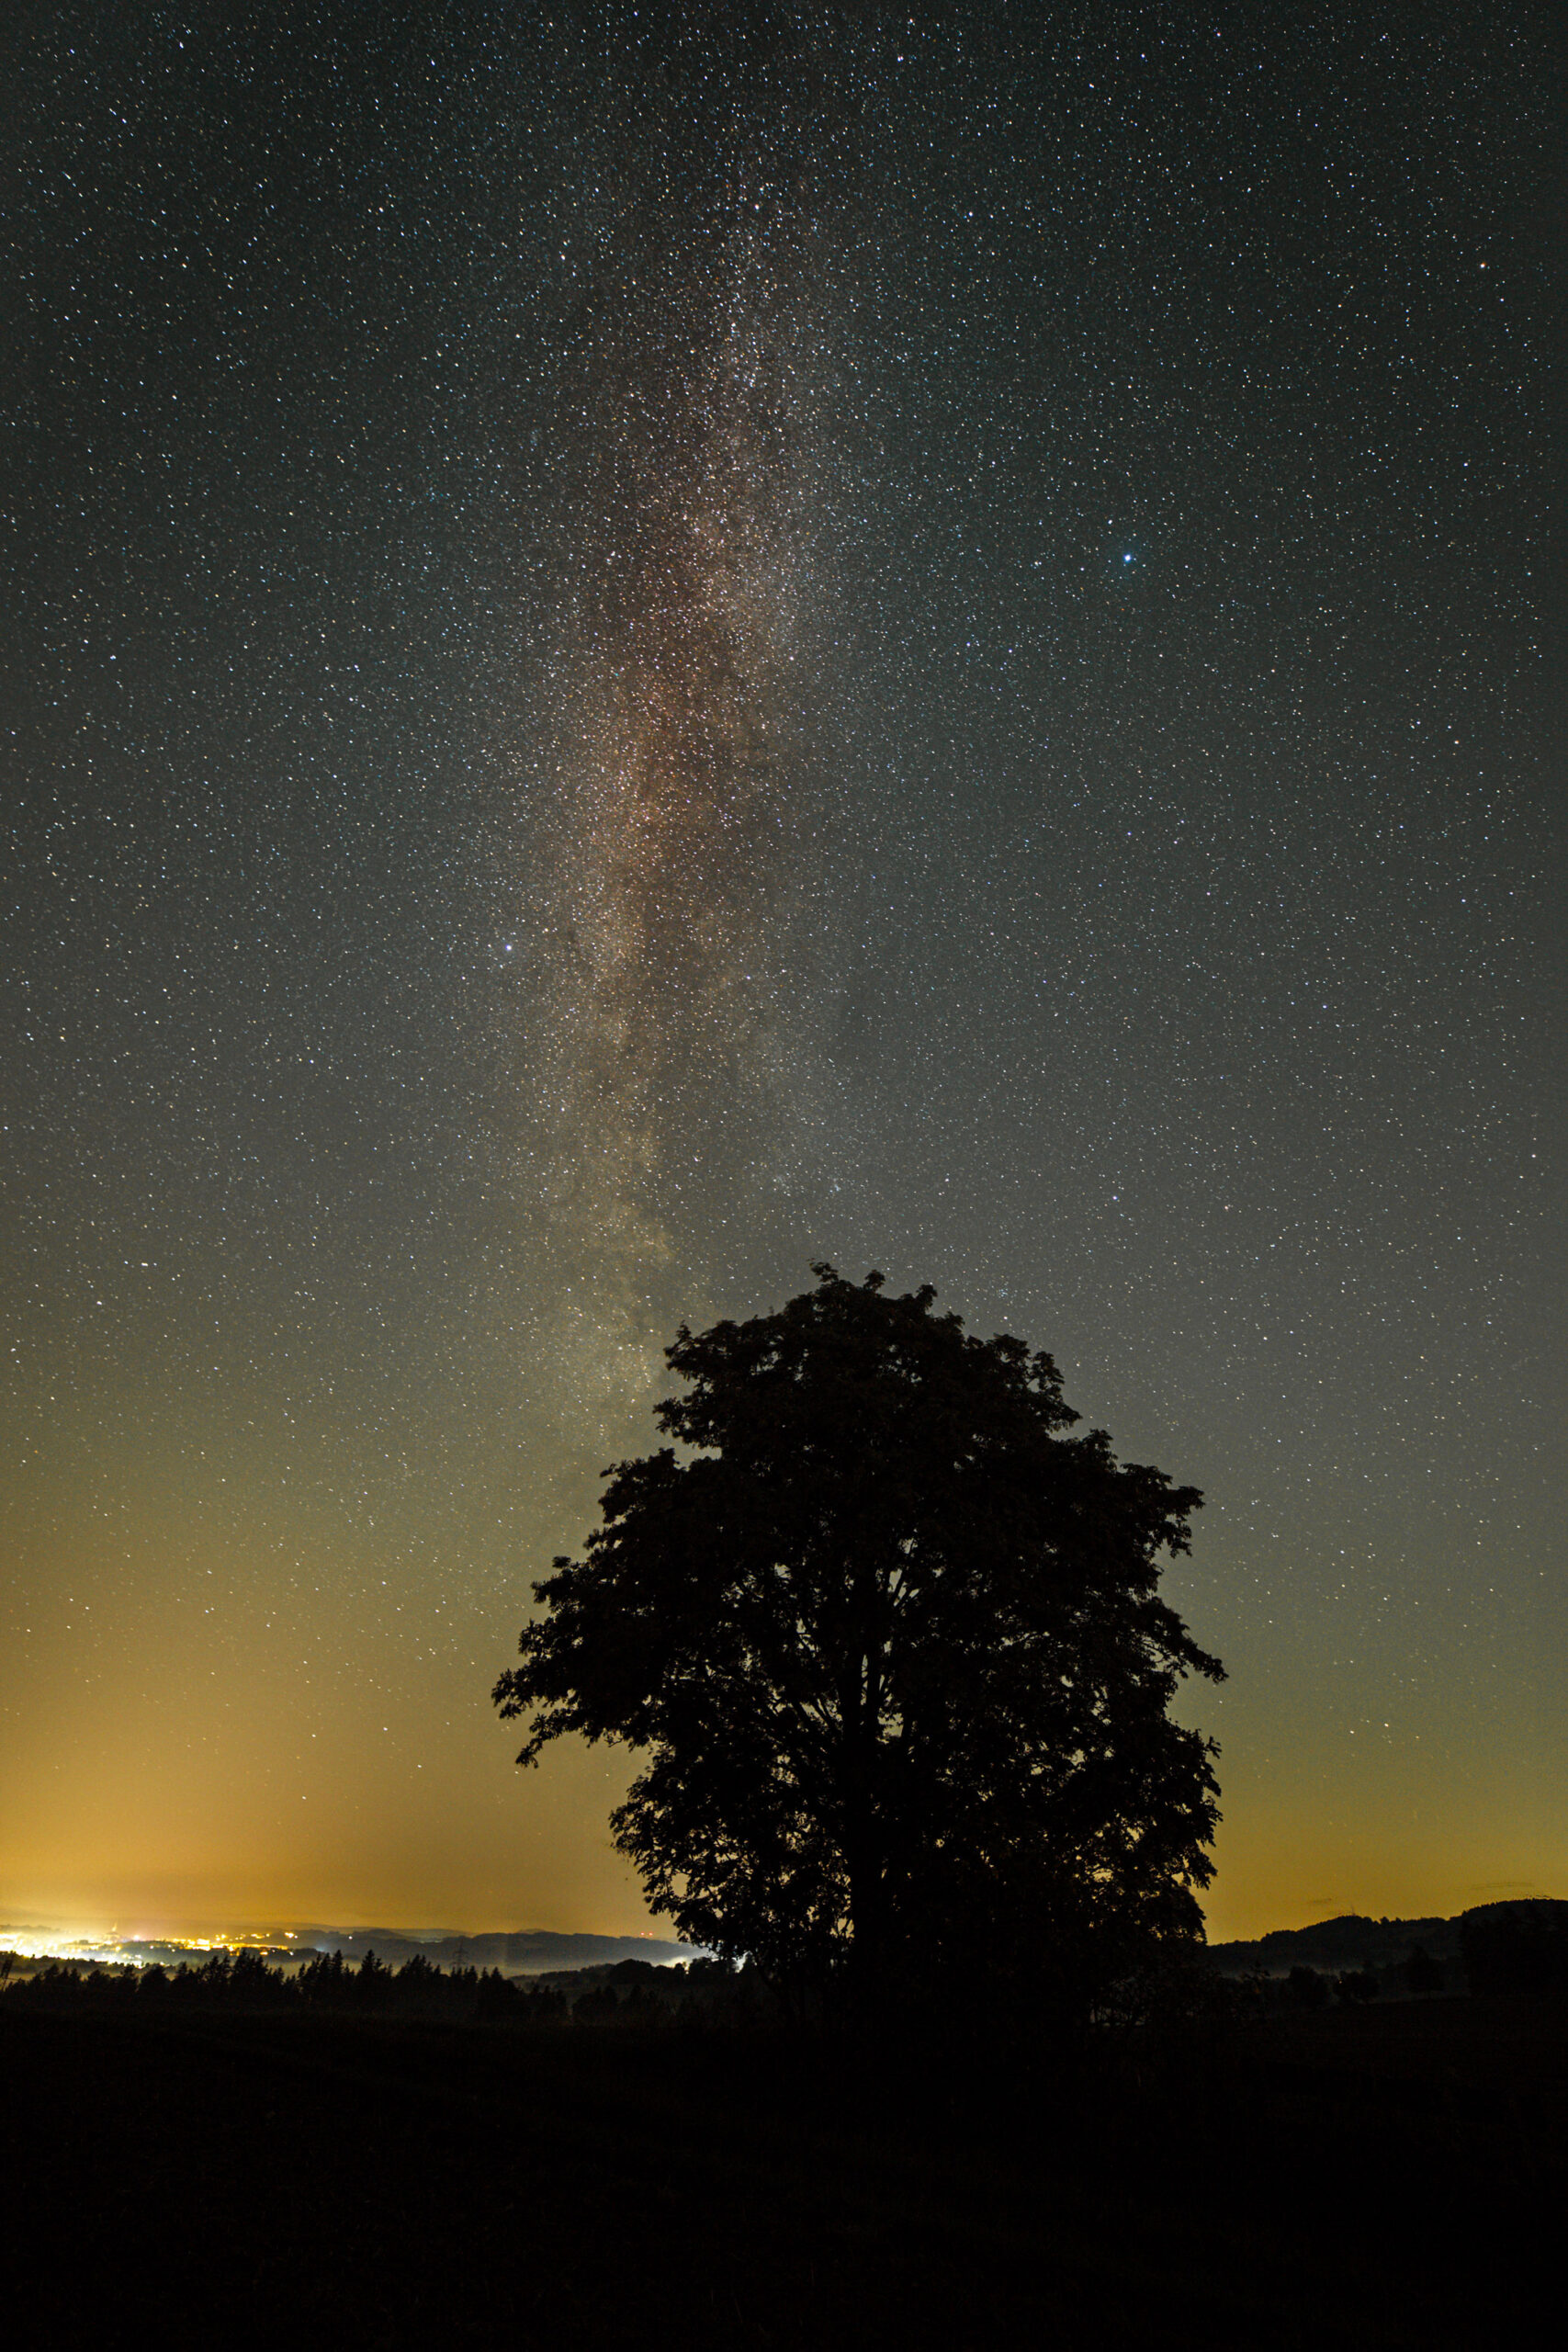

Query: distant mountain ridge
[288,1928,704,1974]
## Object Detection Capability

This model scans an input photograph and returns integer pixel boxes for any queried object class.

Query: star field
[2,4,1559,1940]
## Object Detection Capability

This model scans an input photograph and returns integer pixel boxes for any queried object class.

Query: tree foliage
[495,1266,1224,2007]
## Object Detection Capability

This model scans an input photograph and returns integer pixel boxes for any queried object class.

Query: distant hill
[289,1928,704,1974]
[1207,1913,1462,1977]
[1208,1901,1568,1984]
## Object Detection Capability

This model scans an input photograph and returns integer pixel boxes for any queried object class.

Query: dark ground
[5,1993,1562,2348]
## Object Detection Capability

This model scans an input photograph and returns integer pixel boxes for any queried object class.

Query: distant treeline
[0,1948,737,2024]
[6,1898,1564,2027]
[259,1928,701,1973]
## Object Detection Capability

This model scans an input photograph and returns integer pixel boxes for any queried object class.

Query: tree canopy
[494,1265,1224,2009]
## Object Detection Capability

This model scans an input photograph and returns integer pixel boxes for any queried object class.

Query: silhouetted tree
[299,1949,349,2007]
[1283,1966,1330,2010]
[353,1950,392,2009]
[1402,1943,1443,1998]
[521,1981,569,2026]
[1335,1967,1379,2005]
[475,1967,523,2020]
[1461,1901,1568,1996]
[230,1947,288,2007]
[388,1952,448,2018]
[495,1265,1224,2016]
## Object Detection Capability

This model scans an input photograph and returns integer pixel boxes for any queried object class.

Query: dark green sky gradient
[3,3,1560,1939]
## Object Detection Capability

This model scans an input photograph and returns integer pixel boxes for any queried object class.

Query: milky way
[476,47,875,1431]
[525,181,837,1342]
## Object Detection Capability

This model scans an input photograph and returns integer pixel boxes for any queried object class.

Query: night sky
[4,3,1559,1944]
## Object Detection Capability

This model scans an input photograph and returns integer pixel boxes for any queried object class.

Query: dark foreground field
[6,1993,1563,2348]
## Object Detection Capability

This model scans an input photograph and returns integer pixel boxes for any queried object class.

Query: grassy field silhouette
[6,1980,1563,2347]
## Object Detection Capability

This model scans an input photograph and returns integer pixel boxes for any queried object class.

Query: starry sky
[4,2,1560,1944]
